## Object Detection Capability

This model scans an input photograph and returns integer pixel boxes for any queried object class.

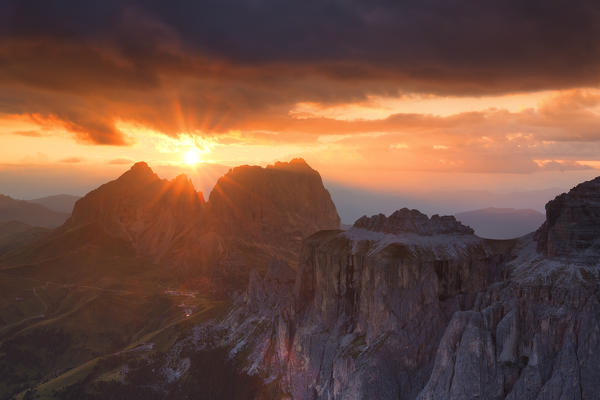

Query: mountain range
[1,160,599,399]
[455,207,546,239]
[0,195,70,228]
[28,195,81,214]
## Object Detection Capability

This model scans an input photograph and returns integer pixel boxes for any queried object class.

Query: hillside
[0,221,49,255]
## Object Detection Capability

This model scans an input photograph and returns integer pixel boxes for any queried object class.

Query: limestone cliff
[535,176,600,261]
[195,179,600,399]
[206,210,509,399]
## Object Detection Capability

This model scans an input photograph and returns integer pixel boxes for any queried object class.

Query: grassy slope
[19,298,227,400]
[0,223,229,400]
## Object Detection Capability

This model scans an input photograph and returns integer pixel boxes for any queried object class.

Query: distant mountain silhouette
[0,194,70,228]
[327,183,562,224]
[455,207,545,239]
[28,194,81,214]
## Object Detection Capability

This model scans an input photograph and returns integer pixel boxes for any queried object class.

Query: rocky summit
[209,158,341,259]
[66,162,205,262]
[354,208,474,235]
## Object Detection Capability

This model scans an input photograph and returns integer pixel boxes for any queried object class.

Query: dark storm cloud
[1,0,600,145]
[3,0,600,92]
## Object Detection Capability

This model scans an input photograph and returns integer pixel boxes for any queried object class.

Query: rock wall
[535,176,600,261]
[206,177,600,399]
[418,278,600,400]
[215,225,509,399]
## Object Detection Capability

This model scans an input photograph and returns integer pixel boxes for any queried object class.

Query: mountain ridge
[28,194,81,214]
[0,194,70,228]
[455,207,545,239]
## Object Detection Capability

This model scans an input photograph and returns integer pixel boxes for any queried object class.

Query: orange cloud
[59,157,83,163]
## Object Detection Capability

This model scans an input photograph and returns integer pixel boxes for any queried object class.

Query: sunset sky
[2,1,600,219]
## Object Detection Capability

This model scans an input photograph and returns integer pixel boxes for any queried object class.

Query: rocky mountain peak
[118,161,159,183]
[58,159,339,276]
[267,158,315,174]
[131,161,151,171]
[353,208,474,235]
[208,159,340,258]
[67,162,205,242]
[536,175,600,260]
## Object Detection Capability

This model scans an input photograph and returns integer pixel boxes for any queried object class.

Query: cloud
[12,129,41,137]
[535,160,596,171]
[59,157,83,163]
[1,1,600,146]
[2,1,600,177]
[108,158,133,165]
[3,1,600,93]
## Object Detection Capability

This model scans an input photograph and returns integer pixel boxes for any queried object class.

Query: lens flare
[184,150,201,165]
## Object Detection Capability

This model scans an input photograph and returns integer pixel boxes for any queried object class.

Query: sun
[183,150,201,165]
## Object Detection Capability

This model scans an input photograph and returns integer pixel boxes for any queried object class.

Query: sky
[2,0,600,220]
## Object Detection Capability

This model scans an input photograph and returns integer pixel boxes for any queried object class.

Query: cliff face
[535,176,600,261]
[210,211,509,399]
[418,177,600,400]
[287,227,504,400]
[199,181,600,399]
[417,275,600,400]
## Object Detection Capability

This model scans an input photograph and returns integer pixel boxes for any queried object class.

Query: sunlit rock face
[206,176,600,400]
[67,162,206,263]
